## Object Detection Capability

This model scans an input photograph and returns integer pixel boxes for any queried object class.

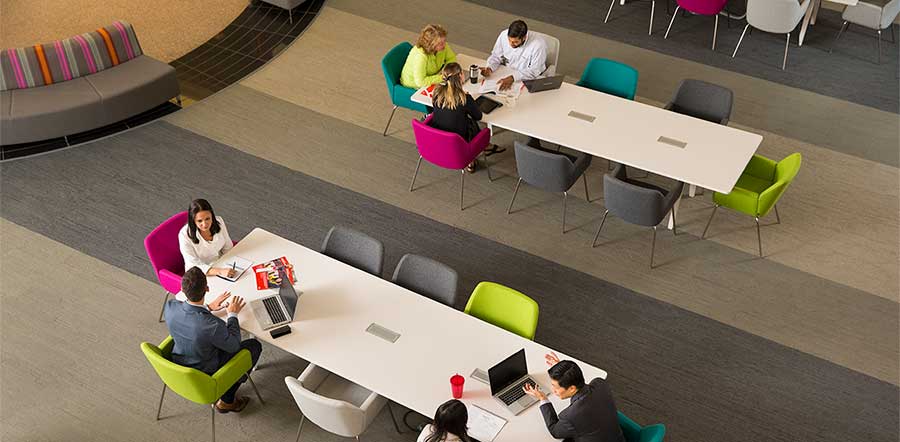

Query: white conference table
[413,55,762,228]
[189,228,608,442]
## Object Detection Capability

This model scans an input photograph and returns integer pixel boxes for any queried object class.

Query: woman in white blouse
[417,399,474,442]
[179,199,236,278]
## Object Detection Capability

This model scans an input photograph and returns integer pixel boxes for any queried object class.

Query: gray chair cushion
[391,254,459,307]
[321,226,385,276]
[5,78,103,144]
[0,91,11,144]
[260,0,307,10]
[604,164,684,227]
[514,140,592,193]
[664,79,733,125]
[84,55,179,127]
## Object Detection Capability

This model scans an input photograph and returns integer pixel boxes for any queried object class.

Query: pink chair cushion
[677,0,729,15]
[411,115,490,170]
[144,211,187,294]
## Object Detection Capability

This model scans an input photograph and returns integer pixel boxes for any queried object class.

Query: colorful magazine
[252,256,296,290]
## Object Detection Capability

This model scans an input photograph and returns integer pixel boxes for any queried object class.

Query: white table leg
[688,184,697,197]
[811,0,821,25]
[620,0,626,6]
[667,195,681,230]
[798,0,818,46]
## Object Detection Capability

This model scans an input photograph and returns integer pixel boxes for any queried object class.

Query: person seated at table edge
[417,399,476,442]
[428,62,483,173]
[401,23,458,89]
[481,19,547,91]
[524,352,625,442]
[164,267,262,413]
[179,198,236,279]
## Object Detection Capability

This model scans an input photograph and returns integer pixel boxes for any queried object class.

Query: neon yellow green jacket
[400,44,457,89]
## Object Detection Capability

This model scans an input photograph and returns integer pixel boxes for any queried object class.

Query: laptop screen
[278,268,299,320]
[488,349,528,396]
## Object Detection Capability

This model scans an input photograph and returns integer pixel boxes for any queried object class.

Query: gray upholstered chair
[830,0,900,63]
[259,0,307,24]
[733,0,811,70]
[391,254,459,307]
[285,364,399,441]
[508,140,593,234]
[321,226,384,276]
[592,164,684,268]
[664,79,733,125]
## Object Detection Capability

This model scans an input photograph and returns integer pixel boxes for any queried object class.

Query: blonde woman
[428,62,483,172]
[400,24,457,89]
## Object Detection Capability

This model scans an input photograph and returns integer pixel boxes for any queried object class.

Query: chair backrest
[577,58,638,100]
[382,42,411,95]
[411,116,482,170]
[144,211,188,294]
[603,168,668,227]
[514,141,578,193]
[747,0,808,32]
[530,31,559,76]
[321,226,384,276]
[284,376,367,438]
[140,337,218,405]
[618,411,667,442]
[392,254,459,307]
[464,282,539,340]
[676,0,729,15]
[882,0,900,29]
[667,79,733,125]
[759,153,801,216]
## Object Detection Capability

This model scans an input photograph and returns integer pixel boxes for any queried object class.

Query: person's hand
[523,382,547,401]
[545,351,561,367]
[215,267,236,278]
[208,291,232,311]
[480,66,493,77]
[498,76,515,91]
[226,295,246,315]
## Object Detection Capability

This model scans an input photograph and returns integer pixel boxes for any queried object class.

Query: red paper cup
[450,374,465,399]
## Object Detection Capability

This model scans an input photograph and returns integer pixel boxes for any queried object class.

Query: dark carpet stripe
[0,121,896,442]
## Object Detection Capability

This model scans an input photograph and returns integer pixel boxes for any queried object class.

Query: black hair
[181,267,207,302]
[425,399,472,442]
[187,198,221,244]
[548,360,585,390]
[508,20,528,39]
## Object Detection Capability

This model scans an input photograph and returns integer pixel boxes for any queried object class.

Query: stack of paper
[478,78,524,99]
[465,403,507,442]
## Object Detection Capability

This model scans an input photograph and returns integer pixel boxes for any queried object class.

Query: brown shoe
[215,396,250,413]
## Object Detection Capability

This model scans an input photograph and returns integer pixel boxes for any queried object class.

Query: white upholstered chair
[830,0,900,63]
[531,31,560,76]
[732,0,811,70]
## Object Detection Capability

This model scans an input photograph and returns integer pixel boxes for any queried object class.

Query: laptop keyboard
[499,379,535,405]
[263,297,286,324]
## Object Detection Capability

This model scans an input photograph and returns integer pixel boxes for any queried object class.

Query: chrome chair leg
[649,226,658,269]
[387,402,403,433]
[891,24,896,43]
[774,204,781,224]
[483,151,494,182]
[247,374,264,404]
[701,204,719,238]
[459,170,466,211]
[591,209,610,247]
[733,23,750,57]
[671,206,678,236]
[210,404,216,442]
[830,21,849,53]
[583,173,592,202]
[507,178,523,214]
[158,291,170,322]
[382,105,398,136]
[409,156,422,192]
[877,29,882,64]
[649,1,656,35]
[664,5,681,39]
[295,415,305,442]
[755,216,763,257]
[605,0,616,23]
[562,191,568,234]
[782,32,790,70]
[712,15,719,50]
[156,384,167,420]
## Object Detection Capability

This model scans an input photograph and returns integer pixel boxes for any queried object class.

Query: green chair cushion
[713,153,801,218]
[464,282,539,340]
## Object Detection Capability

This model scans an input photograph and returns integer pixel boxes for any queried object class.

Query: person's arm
[464,94,482,121]
[409,51,442,88]
[539,402,580,439]
[179,229,212,274]
[486,32,505,71]
[443,44,457,66]
[512,40,548,82]
[209,315,241,354]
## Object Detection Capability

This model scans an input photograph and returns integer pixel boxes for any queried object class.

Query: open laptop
[489,349,541,415]
[523,75,564,93]
[250,268,299,330]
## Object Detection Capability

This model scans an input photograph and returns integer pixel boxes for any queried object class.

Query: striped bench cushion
[1,21,144,91]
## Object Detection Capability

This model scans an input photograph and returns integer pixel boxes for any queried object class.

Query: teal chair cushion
[576,58,639,100]
[382,42,429,114]
[618,411,666,442]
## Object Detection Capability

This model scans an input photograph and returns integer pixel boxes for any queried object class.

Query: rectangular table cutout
[658,136,687,148]
[366,323,400,343]
[567,110,596,122]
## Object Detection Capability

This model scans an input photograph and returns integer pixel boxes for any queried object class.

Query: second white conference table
[190,228,609,442]
[413,54,763,226]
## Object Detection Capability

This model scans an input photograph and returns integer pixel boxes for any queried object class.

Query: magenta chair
[410,116,494,210]
[145,211,188,322]
[664,0,730,50]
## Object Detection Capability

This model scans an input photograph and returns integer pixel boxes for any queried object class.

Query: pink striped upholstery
[0,21,144,91]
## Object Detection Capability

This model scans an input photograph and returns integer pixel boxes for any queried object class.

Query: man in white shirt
[481,20,548,91]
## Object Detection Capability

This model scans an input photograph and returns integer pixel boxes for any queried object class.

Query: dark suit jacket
[163,300,241,375]
[539,378,625,442]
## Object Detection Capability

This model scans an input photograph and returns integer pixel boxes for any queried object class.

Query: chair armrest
[757,180,787,217]
[662,181,685,211]
[743,154,777,181]
[610,162,627,180]
[663,102,674,111]
[470,127,492,152]
[639,424,667,442]
[158,269,183,294]
[298,363,330,391]
[158,336,175,356]
[720,117,729,126]
[359,391,388,428]
[212,349,252,398]
[572,153,593,177]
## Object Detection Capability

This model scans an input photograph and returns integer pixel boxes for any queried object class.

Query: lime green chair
[619,411,666,442]
[141,336,263,442]
[464,282,539,340]
[702,152,802,257]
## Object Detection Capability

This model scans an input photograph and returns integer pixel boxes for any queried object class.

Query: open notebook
[217,256,252,282]
[466,403,507,442]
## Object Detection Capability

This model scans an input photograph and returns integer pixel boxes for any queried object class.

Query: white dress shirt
[486,30,548,82]
[178,216,233,273]
[416,425,464,442]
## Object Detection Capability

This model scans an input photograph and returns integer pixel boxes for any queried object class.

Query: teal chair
[141,336,263,442]
[619,411,667,442]
[576,58,639,100]
[702,153,802,257]
[381,42,430,136]
[464,282,539,340]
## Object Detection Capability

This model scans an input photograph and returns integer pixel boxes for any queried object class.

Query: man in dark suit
[164,266,262,413]
[523,352,625,442]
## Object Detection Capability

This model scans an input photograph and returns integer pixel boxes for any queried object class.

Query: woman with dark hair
[178,198,235,278]
[417,399,473,442]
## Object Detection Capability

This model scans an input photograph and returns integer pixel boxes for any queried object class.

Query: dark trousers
[220,339,262,404]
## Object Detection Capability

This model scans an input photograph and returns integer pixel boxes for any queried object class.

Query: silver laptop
[523,75,564,93]
[250,268,299,330]
[489,349,541,415]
